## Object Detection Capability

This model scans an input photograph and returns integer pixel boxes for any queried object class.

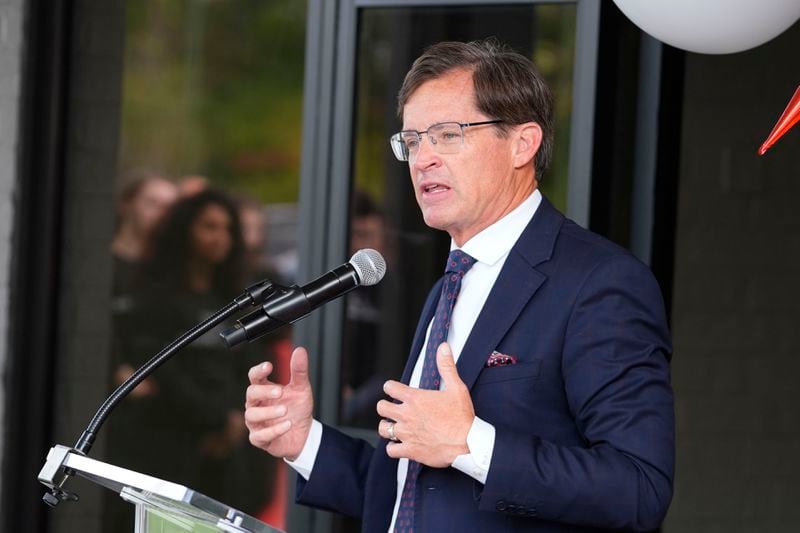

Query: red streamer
[759,85,800,155]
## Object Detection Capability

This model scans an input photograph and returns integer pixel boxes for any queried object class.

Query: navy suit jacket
[296,197,674,532]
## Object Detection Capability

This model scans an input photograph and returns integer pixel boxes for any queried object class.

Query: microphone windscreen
[349,249,386,286]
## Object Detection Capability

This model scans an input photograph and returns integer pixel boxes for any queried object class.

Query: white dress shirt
[287,189,542,531]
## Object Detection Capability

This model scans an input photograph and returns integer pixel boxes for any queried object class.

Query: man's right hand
[245,346,314,461]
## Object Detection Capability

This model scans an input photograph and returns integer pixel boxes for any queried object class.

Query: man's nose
[412,134,440,170]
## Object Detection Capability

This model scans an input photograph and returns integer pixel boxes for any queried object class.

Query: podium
[39,445,284,533]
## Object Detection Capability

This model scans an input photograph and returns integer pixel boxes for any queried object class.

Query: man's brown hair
[397,38,554,178]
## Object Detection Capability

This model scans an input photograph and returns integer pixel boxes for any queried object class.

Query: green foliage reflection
[119,0,306,203]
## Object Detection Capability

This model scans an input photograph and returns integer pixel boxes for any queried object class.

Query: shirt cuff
[450,416,495,484]
[283,419,323,480]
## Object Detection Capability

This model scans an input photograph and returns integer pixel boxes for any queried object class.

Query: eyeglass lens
[405,123,462,152]
[392,122,463,161]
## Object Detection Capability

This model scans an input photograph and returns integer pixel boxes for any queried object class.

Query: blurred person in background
[110,170,178,301]
[236,195,294,529]
[177,174,209,198]
[237,196,282,284]
[106,171,178,530]
[341,190,391,427]
[106,189,274,529]
[109,171,178,432]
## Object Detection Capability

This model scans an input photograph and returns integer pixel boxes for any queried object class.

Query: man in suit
[244,39,674,532]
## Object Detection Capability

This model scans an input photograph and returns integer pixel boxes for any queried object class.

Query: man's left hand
[377,342,474,468]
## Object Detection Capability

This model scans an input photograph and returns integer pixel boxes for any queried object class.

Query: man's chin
[421,212,452,233]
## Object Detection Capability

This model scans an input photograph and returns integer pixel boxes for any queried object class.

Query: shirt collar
[452,189,542,266]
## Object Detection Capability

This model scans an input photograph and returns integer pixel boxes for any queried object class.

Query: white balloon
[613,0,800,54]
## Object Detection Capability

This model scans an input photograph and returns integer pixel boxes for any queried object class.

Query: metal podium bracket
[38,445,81,506]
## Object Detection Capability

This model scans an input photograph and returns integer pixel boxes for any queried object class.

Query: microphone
[220,249,386,347]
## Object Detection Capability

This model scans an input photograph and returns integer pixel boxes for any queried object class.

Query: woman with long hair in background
[106,189,273,529]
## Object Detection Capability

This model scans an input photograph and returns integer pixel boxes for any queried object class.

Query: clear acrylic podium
[39,445,284,533]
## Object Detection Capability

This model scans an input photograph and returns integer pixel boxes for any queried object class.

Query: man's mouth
[422,183,450,194]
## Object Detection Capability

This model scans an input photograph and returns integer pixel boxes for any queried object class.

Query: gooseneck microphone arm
[74,280,277,456]
[42,279,277,507]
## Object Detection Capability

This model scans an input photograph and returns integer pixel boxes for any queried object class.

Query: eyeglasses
[389,119,503,161]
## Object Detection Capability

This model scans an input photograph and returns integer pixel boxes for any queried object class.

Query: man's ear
[512,122,543,169]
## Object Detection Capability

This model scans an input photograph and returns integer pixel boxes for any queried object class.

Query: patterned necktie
[394,249,477,533]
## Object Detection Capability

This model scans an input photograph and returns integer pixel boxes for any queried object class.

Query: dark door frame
[2,0,73,532]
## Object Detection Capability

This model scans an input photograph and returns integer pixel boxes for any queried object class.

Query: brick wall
[665,22,800,532]
[0,0,25,503]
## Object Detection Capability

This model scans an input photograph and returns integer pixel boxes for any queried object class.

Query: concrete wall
[0,0,25,503]
[666,22,800,532]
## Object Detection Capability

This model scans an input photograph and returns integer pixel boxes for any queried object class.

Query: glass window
[339,4,577,434]
[103,2,305,531]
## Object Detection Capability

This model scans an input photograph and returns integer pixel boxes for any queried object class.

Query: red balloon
[759,85,800,155]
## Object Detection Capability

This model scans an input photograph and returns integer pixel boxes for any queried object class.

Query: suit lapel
[456,254,543,389]
[363,439,398,533]
[400,197,564,389]
[400,277,442,384]
[367,283,441,530]
[457,197,564,390]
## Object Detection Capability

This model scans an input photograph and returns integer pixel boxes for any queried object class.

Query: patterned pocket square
[485,350,518,367]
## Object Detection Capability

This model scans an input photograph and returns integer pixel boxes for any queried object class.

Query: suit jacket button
[496,500,507,511]
[516,506,527,516]
[506,504,517,513]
